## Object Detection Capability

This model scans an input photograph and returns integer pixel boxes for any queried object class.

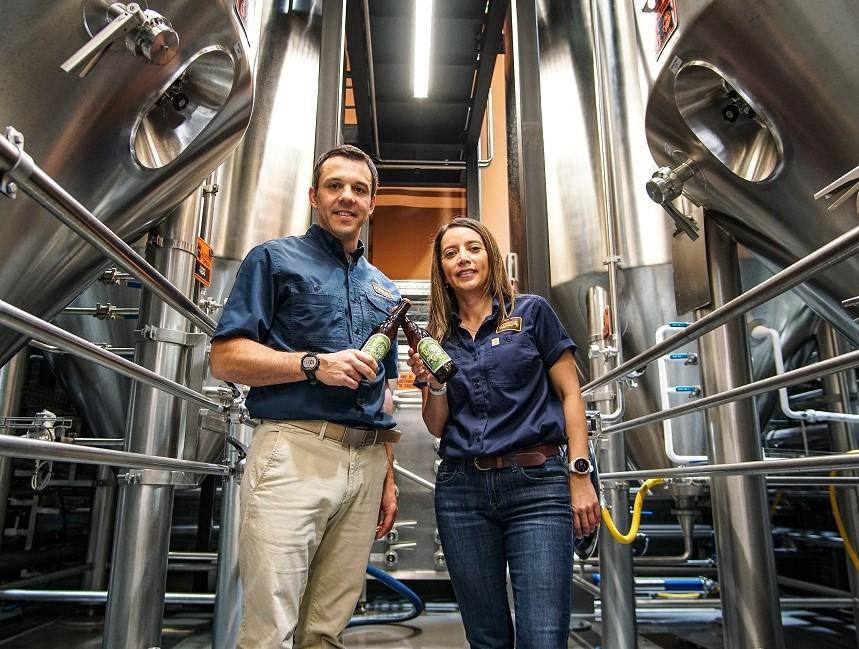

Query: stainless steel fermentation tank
[640,0,859,329]
[0,0,255,371]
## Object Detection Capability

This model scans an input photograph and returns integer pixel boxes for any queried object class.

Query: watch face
[301,355,318,371]
[573,458,591,474]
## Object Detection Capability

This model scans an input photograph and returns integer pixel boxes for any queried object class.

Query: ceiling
[345,0,506,186]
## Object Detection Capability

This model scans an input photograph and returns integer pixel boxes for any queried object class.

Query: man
[210,145,400,649]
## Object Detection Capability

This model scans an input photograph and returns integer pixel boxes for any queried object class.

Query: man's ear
[368,194,377,216]
[308,186,318,209]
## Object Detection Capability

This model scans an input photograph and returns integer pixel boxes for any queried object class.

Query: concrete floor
[0,607,855,648]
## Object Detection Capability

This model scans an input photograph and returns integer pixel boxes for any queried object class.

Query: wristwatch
[569,456,593,475]
[301,352,319,385]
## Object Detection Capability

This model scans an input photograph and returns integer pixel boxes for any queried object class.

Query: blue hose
[347,564,425,627]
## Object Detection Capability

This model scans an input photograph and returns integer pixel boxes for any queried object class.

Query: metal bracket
[1,126,35,199]
[147,235,198,256]
[117,468,199,487]
[136,325,206,347]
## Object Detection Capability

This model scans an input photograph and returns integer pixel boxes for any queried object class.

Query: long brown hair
[427,218,515,341]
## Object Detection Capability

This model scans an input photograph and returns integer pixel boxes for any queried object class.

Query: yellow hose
[601,478,665,544]
[829,449,859,571]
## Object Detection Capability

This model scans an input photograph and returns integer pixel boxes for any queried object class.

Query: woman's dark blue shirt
[439,294,576,459]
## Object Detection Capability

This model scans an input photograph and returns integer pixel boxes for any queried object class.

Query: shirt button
[357,398,365,405]
[480,413,486,419]
[314,285,321,292]
[506,335,512,342]
[354,329,360,335]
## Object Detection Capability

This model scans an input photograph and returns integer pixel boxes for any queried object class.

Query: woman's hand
[406,347,444,391]
[570,474,601,539]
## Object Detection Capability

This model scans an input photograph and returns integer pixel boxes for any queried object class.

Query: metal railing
[0,299,222,412]
[581,222,859,395]
[0,130,217,335]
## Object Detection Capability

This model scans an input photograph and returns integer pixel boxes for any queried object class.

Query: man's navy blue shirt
[213,224,400,428]
[439,294,576,459]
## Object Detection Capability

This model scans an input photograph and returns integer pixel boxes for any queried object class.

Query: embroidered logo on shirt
[371,282,394,300]
[496,317,522,334]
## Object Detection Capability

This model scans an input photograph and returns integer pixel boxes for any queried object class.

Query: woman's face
[439,226,490,297]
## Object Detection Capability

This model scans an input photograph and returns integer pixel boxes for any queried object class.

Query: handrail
[601,347,859,435]
[581,223,859,395]
[600,451,859,482]
[0,299,222,412]
[0,433,230,476]
[0,131,217,335]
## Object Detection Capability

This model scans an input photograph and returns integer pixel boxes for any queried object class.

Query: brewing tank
[0,0,255,365]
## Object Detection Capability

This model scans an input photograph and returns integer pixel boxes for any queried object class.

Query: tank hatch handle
[815,164,859,214]
[61,2,178,78]
[646,160,700,241]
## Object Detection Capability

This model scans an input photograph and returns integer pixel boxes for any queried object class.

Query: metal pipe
[0,299,222,412]
[601,451,859,481]
[83,465,116,590]
[361,0,380,159]
[0,431,229,476]
[0,134,217,335]
[0,590,215,605]
[767,476,859,486]
[393,461,436,491]
[373,161,467,170]
[1,564,92,589]
[62,307,139,318]
[30,340,134,357]
[581,222,859,395]
[778,576,854,598]
[73,438,126,447]
[0,351,28,552]
[602,347,859,435]
[170,552,218,562]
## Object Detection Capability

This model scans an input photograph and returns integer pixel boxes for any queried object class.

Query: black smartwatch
[569,456,593,475]
[301,352,319,385]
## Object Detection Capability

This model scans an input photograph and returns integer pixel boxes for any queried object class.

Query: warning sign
[195,237,213,287]
[655,0,679,57]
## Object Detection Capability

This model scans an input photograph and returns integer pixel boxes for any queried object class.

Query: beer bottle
[360,298,411,362]
[402,316,458,383]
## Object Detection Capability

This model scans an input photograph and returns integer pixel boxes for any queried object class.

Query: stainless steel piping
[0,433,229,476]
[581,223,859,395]
[393,461,436,492]
[766,476,859,486]
[361,0,381,159]
[0,134,217,336]
[600,451,859,482]
[602,347,859,435]
[0,299,222,412]
[0,590,215,604]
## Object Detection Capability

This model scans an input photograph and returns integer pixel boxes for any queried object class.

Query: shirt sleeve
[212,244,283,342]
[532,296,577,367]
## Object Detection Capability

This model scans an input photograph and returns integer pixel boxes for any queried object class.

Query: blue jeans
[434,455,573,649]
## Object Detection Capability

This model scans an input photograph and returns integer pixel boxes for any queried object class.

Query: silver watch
[568,456,592,475]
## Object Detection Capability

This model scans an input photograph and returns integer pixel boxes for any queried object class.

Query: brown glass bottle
[360,298,411,362]
[402,316,458,383]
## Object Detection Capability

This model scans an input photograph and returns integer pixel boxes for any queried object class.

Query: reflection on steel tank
[639,0,859,341]
[537,0,706,470]
[0,0,255,365]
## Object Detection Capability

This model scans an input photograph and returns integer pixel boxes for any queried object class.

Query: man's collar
[307,223,365,261]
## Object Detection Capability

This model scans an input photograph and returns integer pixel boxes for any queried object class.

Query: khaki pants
[237,421,387,649]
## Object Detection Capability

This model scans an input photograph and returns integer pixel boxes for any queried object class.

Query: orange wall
[371,188,465,279]
[479,54,510,257]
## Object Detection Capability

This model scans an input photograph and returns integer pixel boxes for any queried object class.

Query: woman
[408,218,600,649]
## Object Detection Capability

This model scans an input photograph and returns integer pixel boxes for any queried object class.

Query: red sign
[655,0,679,57]
[195,237,213,287]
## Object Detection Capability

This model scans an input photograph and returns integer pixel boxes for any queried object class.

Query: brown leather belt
[284,420,401,446]
[472,444,561,471]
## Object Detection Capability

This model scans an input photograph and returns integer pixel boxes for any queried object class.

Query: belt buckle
[473,457,491,471]
[342,427,377,447]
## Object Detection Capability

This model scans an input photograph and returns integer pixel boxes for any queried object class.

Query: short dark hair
[312,145,379,196]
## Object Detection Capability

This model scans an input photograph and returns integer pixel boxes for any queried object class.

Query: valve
[61,2,178,78]
[646,160,700,240]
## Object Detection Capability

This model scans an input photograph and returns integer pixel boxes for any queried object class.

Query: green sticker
[362,333,391,362]
[418,338,451,373]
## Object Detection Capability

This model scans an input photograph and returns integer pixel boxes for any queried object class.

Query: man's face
[309,156,375,250]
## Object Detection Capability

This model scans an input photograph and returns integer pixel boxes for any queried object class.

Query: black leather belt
[284,420,401,446]
[472,444,561,470]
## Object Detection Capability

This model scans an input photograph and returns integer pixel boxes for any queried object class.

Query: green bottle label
[362,333,391,362]
[417,337,451,373]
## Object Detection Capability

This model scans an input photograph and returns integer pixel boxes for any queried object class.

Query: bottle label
[362,333,391,362]
[418,337,451,373]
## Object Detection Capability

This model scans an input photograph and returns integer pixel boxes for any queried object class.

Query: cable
[828,449,859,571]
[601,478,665,544]
[347,564,425,627]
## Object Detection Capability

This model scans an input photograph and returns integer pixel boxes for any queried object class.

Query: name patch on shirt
[496,317,522,334]
[371,282,394,301]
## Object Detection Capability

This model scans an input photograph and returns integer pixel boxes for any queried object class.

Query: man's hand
[570,474,600,539]
[317,350,377,389]
[375,476,398,540]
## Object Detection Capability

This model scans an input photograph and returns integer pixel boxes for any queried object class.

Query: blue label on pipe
[669,353,689,359]
[674,385,698,392]
[668,321,690,327]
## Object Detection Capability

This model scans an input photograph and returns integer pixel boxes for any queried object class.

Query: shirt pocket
[364,289,398,334]
[487,331,542,388]
[284,281,345,345]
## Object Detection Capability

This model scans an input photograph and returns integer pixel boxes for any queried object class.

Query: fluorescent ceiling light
[413,0,433,98]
